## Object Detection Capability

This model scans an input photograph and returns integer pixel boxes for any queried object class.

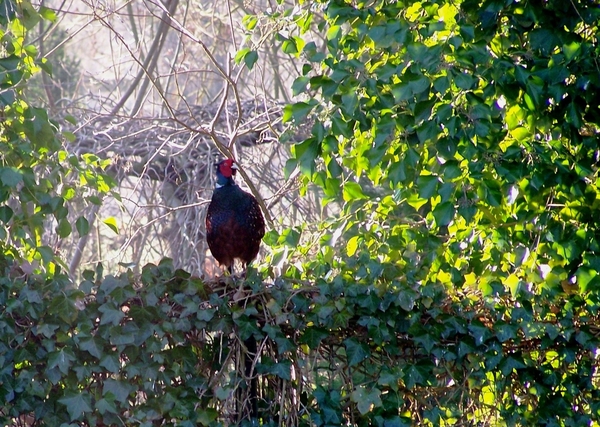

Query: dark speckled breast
[206,184,265,271]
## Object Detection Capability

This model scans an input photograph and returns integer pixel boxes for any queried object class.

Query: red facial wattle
[219,159,236,178]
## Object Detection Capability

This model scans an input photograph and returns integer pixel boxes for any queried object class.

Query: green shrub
[2,258,599,426]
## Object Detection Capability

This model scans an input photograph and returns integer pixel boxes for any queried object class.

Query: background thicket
[2,0,600,426]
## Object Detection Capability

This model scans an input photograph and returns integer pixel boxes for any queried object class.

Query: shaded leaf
[351,386,382,414]
[75,216,89,237]
[58,392,92,420]
[344,337,369,366]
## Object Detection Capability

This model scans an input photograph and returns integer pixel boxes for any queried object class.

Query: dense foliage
[2,258,599,426]
[2,0,600,426]
[270,0,600,424]
[0,0,114,276]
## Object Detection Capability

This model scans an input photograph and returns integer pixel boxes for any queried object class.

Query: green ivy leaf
[343,182,367,202]
[242,14,258,30]
[347,235,360,257]
[563,41,581,61]
[417,175,439,199]
[0,205,14,223]
[109,326,135,346]
[480,180,502,207]
[100,353,120,373]
[244,50,259,70]
[49,294,77,324]
[39,6,57,22]
[47,348,76,374]
[468,321,492,346]
[453,71,475,90]
[576,266,598,293]
[344,337,369,366]
[282,36,304,55]
[351,385,382,414]
[404,365,425,389]
[495,322,517,343]
[103,378,133,403]
[292,76,310,96]
[96,397,118,415]
[300,327,329,349]
[235,48,251,64]
[0,167,23,187]
[197,408,219,425]
[281,227,301,247]
[413,331,437,353]
[271,359,292,380]
[432,202,455,226]
[397,289,419,311]
[99,275,126,295]
[79,337,103,359]
[500,355,526,376]
[98,302,125,326]
[58,392,92,420]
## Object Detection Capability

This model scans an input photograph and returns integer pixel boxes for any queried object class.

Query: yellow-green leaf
[103,217,119,234]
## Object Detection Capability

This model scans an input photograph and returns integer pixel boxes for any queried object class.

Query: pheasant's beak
[231,162,239,170]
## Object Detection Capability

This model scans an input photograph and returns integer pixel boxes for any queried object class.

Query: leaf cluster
[0,0,116,275]
[253,0,600,424]
[2,258,600,426]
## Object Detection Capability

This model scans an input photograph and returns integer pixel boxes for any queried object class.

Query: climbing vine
[2,258,600,425]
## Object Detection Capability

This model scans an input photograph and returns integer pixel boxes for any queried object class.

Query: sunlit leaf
[343,182,367,202]
[347,235,360,257]
[103,217,119,234]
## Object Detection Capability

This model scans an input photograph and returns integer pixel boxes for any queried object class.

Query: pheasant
[205,158,265,274]
[205,158,265,421]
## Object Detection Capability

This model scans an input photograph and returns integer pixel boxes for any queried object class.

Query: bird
[205,158,265,421]
[205,158,266,275]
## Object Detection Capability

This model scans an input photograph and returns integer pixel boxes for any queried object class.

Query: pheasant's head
[215,158,238,187]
